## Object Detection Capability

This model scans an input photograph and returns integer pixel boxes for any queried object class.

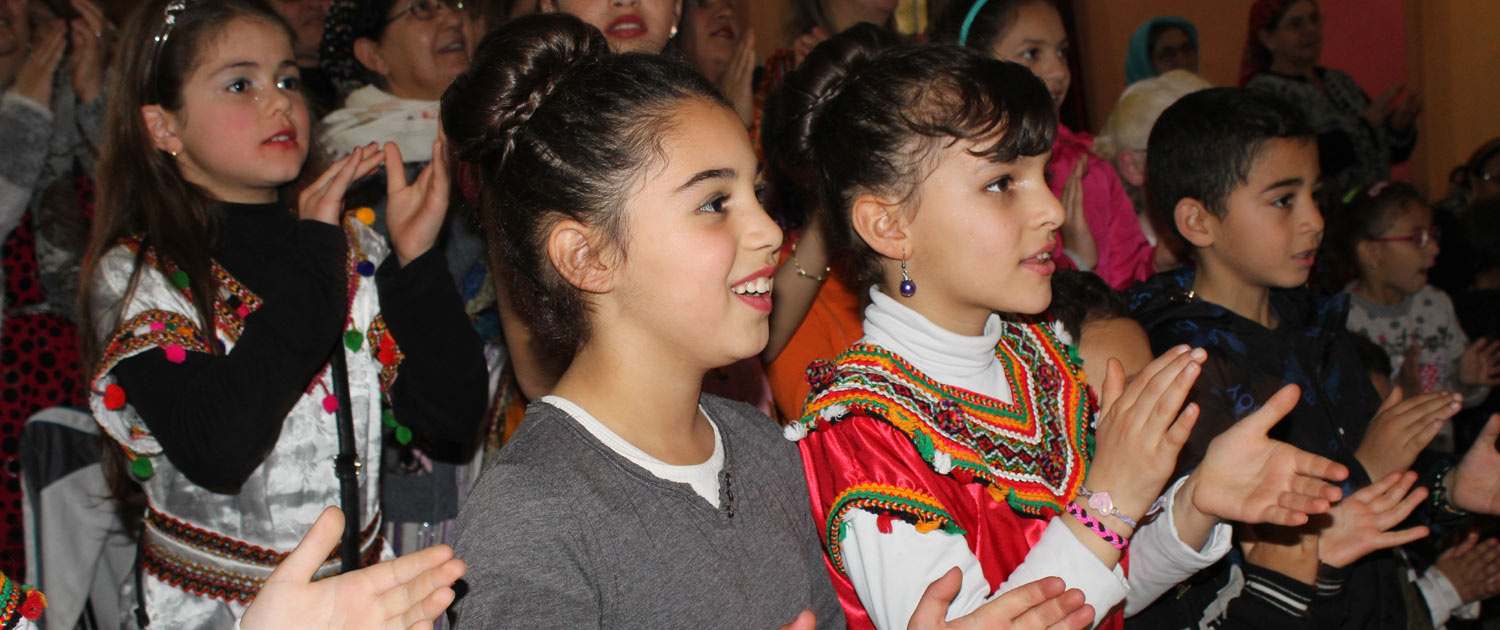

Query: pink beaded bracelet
[1066,503,1128,550]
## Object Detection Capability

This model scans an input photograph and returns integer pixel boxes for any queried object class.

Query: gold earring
[670,25,678,38]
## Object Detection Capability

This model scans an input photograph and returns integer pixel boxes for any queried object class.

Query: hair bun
[441,13,610,169]
[765,23,900,189]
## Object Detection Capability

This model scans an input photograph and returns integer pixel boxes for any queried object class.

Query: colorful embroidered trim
[368,315,404,394]
[1066,503,1128,550]
[824,484,965,576]
[146,507,382,568]
[118,238,263,342]
[142,529,385,606]
[94,309,213,381]
[796,317,1093,518]
[0,570,43,628]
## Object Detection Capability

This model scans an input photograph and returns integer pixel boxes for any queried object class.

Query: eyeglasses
[385,0,465,25]
[1369,225,1442,248]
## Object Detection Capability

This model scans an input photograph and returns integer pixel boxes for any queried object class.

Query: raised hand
[13,22,65,107]
[297,143,385,225]
[1354,387,1460,481]
[383,139,450,266]
[718,27,756,127]
[1434,531,1500,604]
[1317,470,1429,568]
[239,507,466,630]
[1057,158,1097,269]
[793,26,830,68]
[1449,414,1500,514]
[1389,90,1421,133]
[1459,338,1500,388]
[66,0,110,104]
[1188,384,1349,527]
[907,568,1093,630]
[1083,347,1206,526]
[1364,83,1401,129]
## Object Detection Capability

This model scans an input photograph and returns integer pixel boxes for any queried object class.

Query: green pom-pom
[131,456,154,480]
[836,519,849,541]
[169,270,190,289]
[344,329,364,351]
[395,425,412,445]
[381,409,397,428]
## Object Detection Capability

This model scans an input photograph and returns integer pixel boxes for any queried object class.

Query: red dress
[790,317,1123,630]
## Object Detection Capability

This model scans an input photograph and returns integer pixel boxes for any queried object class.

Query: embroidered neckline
[793,317,1093,518]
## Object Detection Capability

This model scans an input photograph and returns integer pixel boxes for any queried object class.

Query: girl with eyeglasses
[80,0,486,626]
[1332,182,1500,432]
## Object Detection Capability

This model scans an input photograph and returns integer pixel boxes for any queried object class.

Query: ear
[1355,238,1382,269]
[140,105,182,155]
[1174,197,1217,248]
[1118,149,1147,189]
[547,219,614,294]
[849,192,911,261]
[352,37,389,77]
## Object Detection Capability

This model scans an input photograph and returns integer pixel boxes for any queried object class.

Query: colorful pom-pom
[353,207,376,225]
[914,519,942,534]
[381,409,398,428]
[149,321,165,331]
[395,425,412,445]
[322,395,339,413]
[236,305,250,319]
[986,484,1006,503]
[876,512,894,534]
[170,270,190,289]
[20,589,46,620]
[344,329,364,351]
[163,344,186,363]
[356,260,375,277]
[377,335,397,366]
[103,384,127,410]
[131,457,154,480]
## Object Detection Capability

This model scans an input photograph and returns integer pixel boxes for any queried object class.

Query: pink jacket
[1047,124,1156,289]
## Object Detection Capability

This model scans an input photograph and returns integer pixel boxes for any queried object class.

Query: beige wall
[1406,0,1500,197]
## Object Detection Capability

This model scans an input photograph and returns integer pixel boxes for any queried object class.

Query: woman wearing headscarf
[1124,16,1198,86]
[1240,0,1418,190]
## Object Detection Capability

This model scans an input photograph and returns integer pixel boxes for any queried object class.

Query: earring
[900,257,915,297]
[669,25,678,38]
[169,150,178,158]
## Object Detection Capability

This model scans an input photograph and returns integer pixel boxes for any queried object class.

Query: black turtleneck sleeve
[110,205,349,493]
[375,247,488,446]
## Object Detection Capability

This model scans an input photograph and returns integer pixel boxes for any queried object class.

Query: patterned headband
[147,0,197,103]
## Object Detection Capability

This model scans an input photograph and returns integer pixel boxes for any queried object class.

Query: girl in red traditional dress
[769,24,1353,629]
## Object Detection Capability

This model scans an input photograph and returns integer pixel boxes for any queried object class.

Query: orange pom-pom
[914,520,941,534]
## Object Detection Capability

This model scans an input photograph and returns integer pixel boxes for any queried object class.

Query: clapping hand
[1459,338,1500,388]
[1316,470,1429,568]
[382,138,450,267]
[239,507,466,630]
[907,568,1093,630]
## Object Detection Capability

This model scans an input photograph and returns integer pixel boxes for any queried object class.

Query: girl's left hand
[67,0,111,104]
[1316,470,1429,568]
[1188,384,1349,526]
[1459,337,1500,388]
[1449,414,1500,514]
[383,139,450,267]
[719,27,757,128]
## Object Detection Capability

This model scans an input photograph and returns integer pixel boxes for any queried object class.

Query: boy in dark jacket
[1125,88,1500,630]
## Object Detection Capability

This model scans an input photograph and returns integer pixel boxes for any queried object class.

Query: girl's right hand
[1354,387,1460,481]
[297,144,385,226]
[718,27,757,127]
[1058,158,1098,270]
[907,569,1093,630]
[1317,470,1429,568]
[1434,531,1500,604]
[1084,346,1207,524]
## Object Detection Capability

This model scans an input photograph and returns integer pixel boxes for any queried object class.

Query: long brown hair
[81,0,304,371]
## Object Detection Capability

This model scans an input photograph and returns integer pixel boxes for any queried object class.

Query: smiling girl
[541,0,679,53]
[81,1,485,626]
[775,25,1351,629]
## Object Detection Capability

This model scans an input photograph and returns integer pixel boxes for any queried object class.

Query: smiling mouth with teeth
[1035,252,1052,262]
[731,276,773,295]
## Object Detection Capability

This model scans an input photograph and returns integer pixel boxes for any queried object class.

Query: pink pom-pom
[322,395,339,413]
[163,344,186,363]
[149,322,165,331]
[236,305,250,318]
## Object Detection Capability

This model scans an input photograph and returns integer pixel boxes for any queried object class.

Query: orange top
[766,270,864,422]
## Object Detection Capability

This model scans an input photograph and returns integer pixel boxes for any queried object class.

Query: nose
[613,0,639,7]
[1038,185,1066,231]
[744,196,784,257]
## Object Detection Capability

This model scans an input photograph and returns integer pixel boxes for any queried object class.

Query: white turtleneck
[840,287,1229,628]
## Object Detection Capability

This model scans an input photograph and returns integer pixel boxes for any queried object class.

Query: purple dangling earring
[899,257,916,297]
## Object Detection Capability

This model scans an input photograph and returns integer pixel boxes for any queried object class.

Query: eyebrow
[211,59,298,74]
[674,168,736,193]
[1263,177,1304,192]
